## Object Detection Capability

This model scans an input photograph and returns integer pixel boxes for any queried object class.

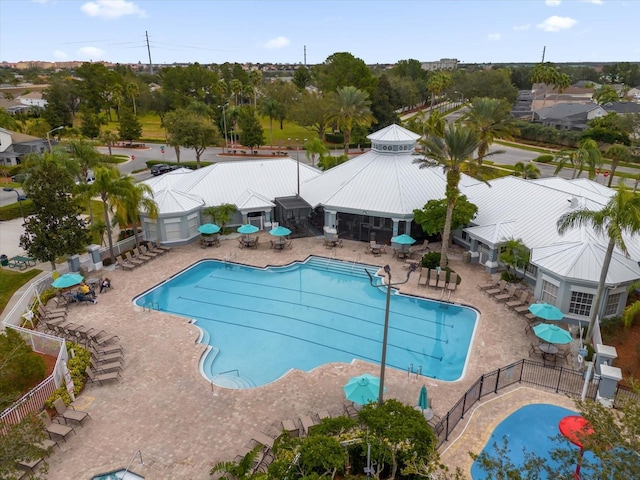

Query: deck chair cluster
[418,269,458,300]
[118,241,171,271]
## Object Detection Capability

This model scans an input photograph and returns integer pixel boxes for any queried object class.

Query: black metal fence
[433,359,601,447]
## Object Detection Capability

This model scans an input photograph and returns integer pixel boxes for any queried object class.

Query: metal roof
[301,149,477,217]
[531,240,640,284]
[235,189,275,210]
[367,123,421,143]
[153,189,204,215]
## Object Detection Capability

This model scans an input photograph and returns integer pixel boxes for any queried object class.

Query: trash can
[0,254,8,266]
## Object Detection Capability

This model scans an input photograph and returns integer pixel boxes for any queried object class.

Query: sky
[1,0,639,65]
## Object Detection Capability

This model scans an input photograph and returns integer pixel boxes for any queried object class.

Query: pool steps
[306,256,372,280]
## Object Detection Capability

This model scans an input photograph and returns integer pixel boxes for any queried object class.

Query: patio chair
[38,411,76,442]
[505,290,530,309]
[85,366,121,386]
[316,410,332,422]
[299,415,316,436]
[92,342,124,356]
[528,342,543,358]
[445,273,458,299]
[417,269,428,287]
[37,306,66,321]
[144,242,166,255]
[513,297,535,314]
[484,280,507,296]
[42,302,68,315]
[150,241,172,252]
[90,344,124,363]
[52,398,91,426]
[428,271,442,289]
[494,284,517,302]
[477,279,500,290]
[524,313,540,334]
[125,250,146,266]
[118,254,137,271]
[139,245,159,258]
[90,330,120,346]
[90,357,123,374]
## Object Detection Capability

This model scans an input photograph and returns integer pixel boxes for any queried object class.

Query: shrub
[422,251,443,269]
[44,342,90,408]
[324,132,344,144]
[535,154,554,163]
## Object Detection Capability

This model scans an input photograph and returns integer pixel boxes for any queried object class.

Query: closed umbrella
[237,224,259,235]
[344,374,385,405]
[198,223,221,235]
[528,303,564,321]
[52,273,84,289]
[269,226,292,237]
[417,385,429,411]
[533,323,572,345]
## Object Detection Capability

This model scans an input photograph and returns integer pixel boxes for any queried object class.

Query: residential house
[531,83,595,111]
[533,102,607,130]
[17,91,47,108]
[0,127,49,165]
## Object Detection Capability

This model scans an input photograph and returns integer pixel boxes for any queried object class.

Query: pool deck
[41,236,568,479]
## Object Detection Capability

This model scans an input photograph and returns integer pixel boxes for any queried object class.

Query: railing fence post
[494,368,501,394]
[556,365,563,393]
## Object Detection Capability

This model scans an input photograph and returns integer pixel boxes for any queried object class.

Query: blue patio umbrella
[51,273,84,289]
[343,373,385,405]
[237,224,259,235]
[417,385,429,411]
[528,303,564,321]
[391,234,416,245]
[269,226,292,237]
[533,323,572,345]
[198,223,221,235]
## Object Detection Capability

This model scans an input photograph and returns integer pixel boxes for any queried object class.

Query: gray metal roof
[153,189,204,215]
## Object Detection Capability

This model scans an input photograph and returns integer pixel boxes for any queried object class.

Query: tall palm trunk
[607,159,618,188]
[440,200,454,269]
[586,239,615,340]
[102,196,116,264]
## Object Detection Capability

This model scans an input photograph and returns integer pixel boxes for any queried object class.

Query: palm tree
[530,63,571,113]
[557,183,640,340]
[67,137,103,222]
[514,161,541,179]
[426,71,453,110]
[622,280,640,328]
[463,97,519,165]
[114,179,158,253]
[303,137,328,167]
[414,124,484,269]
[100,129,120,156]
[258,98,282,148]
[327,86,375,156]
[604,144,631,188]
[88,166,138,265]
[554,139,602,179]
[209,444,264,479]
[126,82,139,116]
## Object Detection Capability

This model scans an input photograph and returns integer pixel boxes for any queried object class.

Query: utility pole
[304,45,307,67]
[541,46,546,63]
[146,31,153,75]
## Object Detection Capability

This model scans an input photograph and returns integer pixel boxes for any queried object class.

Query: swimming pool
[471,403,596,479]
[135,256,478,388]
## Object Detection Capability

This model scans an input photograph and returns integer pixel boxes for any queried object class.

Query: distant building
[0,127,50,166]
[420,58,458,71]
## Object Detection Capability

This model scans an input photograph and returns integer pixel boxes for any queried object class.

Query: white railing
[0,328,66,427]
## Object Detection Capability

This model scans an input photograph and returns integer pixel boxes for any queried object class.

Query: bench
[8,256,36,270]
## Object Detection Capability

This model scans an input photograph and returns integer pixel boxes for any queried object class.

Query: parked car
[151,164,177,176]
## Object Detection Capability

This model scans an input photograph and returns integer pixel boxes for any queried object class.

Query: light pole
[288,137,306,197]
[218,103,229,153]
[46,126,64,151]
[365,263,417,405]
[3,187,25,220]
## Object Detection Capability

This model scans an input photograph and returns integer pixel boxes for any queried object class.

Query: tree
[557,183,640,340]
[530,62,571,112]
[593,84,620,104]
[554,138,602,180]
[288,91,333,140]
[238,107,264,151]
[210,444,264,479]
[42,76,77,128]
[583,112,632,146]
[0,107,21,131]
[19,152,88,271]
[327,86,375,155]
[463,97,518,164]
[0,412,49,479]
[413,196,478,237]
[415,124,488,269]
[604,144,631,187]
[261,80,299,129]
[370,74,399,128]
[25,118,51,139]
[118,108,142,142]
[114,178,158,253]
[453,67,519,104]
[67,137,103,222]
[292,66,312,90]
[99,129,120,156]
[313,52,375,94]
[258,98,283,148]
[513,161,541,179]
[164,109,219,169]
[203,203,236,231]
[426,72,453,110]
[303,138,328,168]
[126,81,139,115]
[79,105,104,139]
[499,238,530,281]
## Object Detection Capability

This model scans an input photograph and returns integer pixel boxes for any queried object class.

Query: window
[569,291,594,317]
[526,264,538,277]
[604,293,622,317]
[540,280,558,304]
[187,214,198,237]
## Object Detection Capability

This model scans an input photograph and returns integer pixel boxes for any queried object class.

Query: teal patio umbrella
[344,373,385,406]
[533,323,572,345]
[391,234,416,245]
[417,385,429,411]
[269,226,292,237]
[52,273,84,289]
[237,224,259,235]
[528,303,564,321]
[198,223,221,235]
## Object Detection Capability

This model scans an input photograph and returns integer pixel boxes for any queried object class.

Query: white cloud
[580,0,603,4]
[77,46,105,59]
[261,36,290,49]
[53,50,69,60]
[545,0,561,5]
[487,33,501,41]
[513,24,531,31]
[537,15,577,32]
[81,0,146,19]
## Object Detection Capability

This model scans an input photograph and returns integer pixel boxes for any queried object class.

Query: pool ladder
[350,253,362,272]
[224,251,237,264]
[143,302,159,312]
[408,364,422,378]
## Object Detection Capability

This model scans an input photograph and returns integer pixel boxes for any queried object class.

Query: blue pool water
[135,257,478,388]
[471,404,597,479]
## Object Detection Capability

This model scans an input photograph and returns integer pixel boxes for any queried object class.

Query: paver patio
[43,236,549,479]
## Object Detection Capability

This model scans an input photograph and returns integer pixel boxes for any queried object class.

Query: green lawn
[0,268,41,316]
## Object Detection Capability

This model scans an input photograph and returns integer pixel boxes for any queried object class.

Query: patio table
[539,343,558,361]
